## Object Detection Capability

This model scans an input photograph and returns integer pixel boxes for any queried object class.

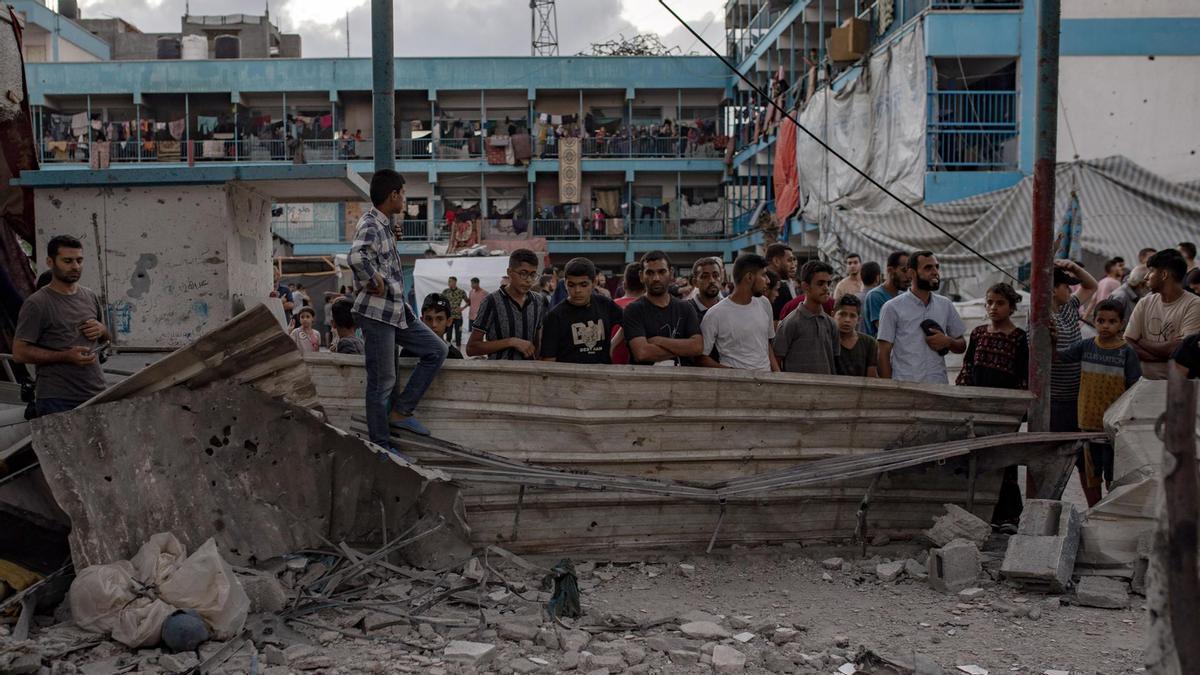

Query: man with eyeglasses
[466,248,549,360]
[348,170,447,450]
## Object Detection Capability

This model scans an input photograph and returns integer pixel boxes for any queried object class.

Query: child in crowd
[329,298,364,355]
[289,307,320,354]
[957,283,1029,389]
[402,295,464,359]
[832,295,878,377]
[957,282,1028,527]
[1057,298,1142,506]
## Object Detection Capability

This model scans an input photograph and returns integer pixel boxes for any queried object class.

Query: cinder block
[1001,500,1082,592]
[927,538,980,593]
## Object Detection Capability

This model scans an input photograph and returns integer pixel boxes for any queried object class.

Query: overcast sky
[73,0,726,58]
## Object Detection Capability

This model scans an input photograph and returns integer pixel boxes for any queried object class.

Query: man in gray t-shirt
[13,235,109,416]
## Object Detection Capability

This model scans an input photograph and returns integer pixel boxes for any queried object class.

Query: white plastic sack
[69,533,249,648]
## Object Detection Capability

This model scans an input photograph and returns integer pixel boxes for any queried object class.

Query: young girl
[956,283,1029,389]
[289,307,320,354]
[957,283,1029,528]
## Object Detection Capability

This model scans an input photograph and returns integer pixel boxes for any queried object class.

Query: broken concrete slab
[712,644,747,673]
[876,561,904,582]
[236,570,287,614]
[928,539,981,593]
[1000,500,1082,592]
[923,504,991,548]
[31,382,470,570]
[444,640,496,666]
[1075,576,1131,609]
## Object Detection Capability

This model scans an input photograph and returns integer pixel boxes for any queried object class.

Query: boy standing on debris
[1057,298,1142,506]
[13,235,109,416]
[349,170,448,446]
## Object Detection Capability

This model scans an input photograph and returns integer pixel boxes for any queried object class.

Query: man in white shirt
[1126,248,1200,379]
[698,253,779,372]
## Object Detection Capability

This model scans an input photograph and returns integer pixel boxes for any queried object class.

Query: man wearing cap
[402,294,465,360]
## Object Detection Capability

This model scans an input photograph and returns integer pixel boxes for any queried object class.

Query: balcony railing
[927,90,1018,170]
[529,218,728,241]
[38,136,703,164]
[931,0,1022,9]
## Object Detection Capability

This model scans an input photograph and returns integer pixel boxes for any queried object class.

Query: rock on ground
[1075,576,1131,609]
[712,644,747,673]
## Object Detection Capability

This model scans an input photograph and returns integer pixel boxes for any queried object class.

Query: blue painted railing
[926,90,1019,170]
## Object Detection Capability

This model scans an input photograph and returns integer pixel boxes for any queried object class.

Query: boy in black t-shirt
[541,257,623,364]
[401,294,464,359]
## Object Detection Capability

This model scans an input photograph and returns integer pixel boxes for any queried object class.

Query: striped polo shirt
[1051,295,1083,401]
[473,288,549,360]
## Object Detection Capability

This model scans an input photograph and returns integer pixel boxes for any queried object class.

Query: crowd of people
[337,172,1200,499]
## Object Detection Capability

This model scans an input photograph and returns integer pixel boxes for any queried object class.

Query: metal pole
[1164,366,1200,673]
[371,0,395,171]
[1027,0,1062,433]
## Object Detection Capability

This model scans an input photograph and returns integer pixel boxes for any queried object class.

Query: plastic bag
[69,533,249,648]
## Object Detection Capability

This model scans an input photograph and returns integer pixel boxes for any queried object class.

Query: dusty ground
[0,475,1144,675]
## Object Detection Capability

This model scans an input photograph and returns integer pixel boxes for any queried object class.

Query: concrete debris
[237,569,288,614]
[30,382,471,570]
[928,539,981,593]
[1000,500,1082,592]
[559,628,591,652]
[958,587,985,600]
[444,640,497,666]
[732,631,755,642]
[924,504,992,548]
[1074,576,1131,609]
[822,557,845,570]
[876,561,904,582]
[712,644,747,673]
[904,558,928,580]
[680,620,731,639]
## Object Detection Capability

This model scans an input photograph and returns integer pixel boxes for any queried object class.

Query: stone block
[904,559,928,580]
[645,636,697,653]
[927,539,980,593]
[581,652,626,670]
[498,618,541,641]
[876,561,904,582]
[1075,576,1130,609]
[1000,500,1082,592]
[444,641,496,666]
[712,645,747,673]
[924,504,991,547]
[821,557,844,570]
[558,628,591,652]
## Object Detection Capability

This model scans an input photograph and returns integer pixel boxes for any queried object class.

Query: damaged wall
[31,183,273,349]
[30,381,470,570]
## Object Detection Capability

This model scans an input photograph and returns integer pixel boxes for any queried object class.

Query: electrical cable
[657,0,1020,284]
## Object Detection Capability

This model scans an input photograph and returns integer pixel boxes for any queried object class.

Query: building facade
[14,0,1199,278]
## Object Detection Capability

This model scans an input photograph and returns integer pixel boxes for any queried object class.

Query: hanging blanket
[558,137,581,204]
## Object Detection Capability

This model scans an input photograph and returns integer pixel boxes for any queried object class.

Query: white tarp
[818,156,1200,298]
[796,25,926,223]
[412,256,513,322]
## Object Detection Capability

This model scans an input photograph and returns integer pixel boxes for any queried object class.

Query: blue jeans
[359,310,447,447]
[35,398,86,417]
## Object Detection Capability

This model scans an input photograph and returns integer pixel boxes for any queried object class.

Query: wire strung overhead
[656,0,1020,284]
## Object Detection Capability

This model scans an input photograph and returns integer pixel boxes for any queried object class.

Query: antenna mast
[530,0,559,56]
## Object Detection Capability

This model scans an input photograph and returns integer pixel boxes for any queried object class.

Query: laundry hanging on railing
[168,119,185,141]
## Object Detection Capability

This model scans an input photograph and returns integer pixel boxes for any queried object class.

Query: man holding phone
[13,235,109,416]
[349,170,448,453]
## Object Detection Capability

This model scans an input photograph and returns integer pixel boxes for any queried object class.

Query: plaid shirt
[348,207,408,328]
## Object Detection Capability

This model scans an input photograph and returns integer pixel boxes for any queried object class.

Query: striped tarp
[818,156,1200,297]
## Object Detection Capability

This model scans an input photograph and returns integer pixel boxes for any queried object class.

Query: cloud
[77,0,725,58]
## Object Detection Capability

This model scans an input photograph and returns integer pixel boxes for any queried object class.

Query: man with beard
[689,257,724,321]
[13,235,109,416]
[877,251,966,383]
[698,253,778,372]
[765,243,798,319]
[621,250,702,366]
[1125,248,1200,379]
[862,251,909,337]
